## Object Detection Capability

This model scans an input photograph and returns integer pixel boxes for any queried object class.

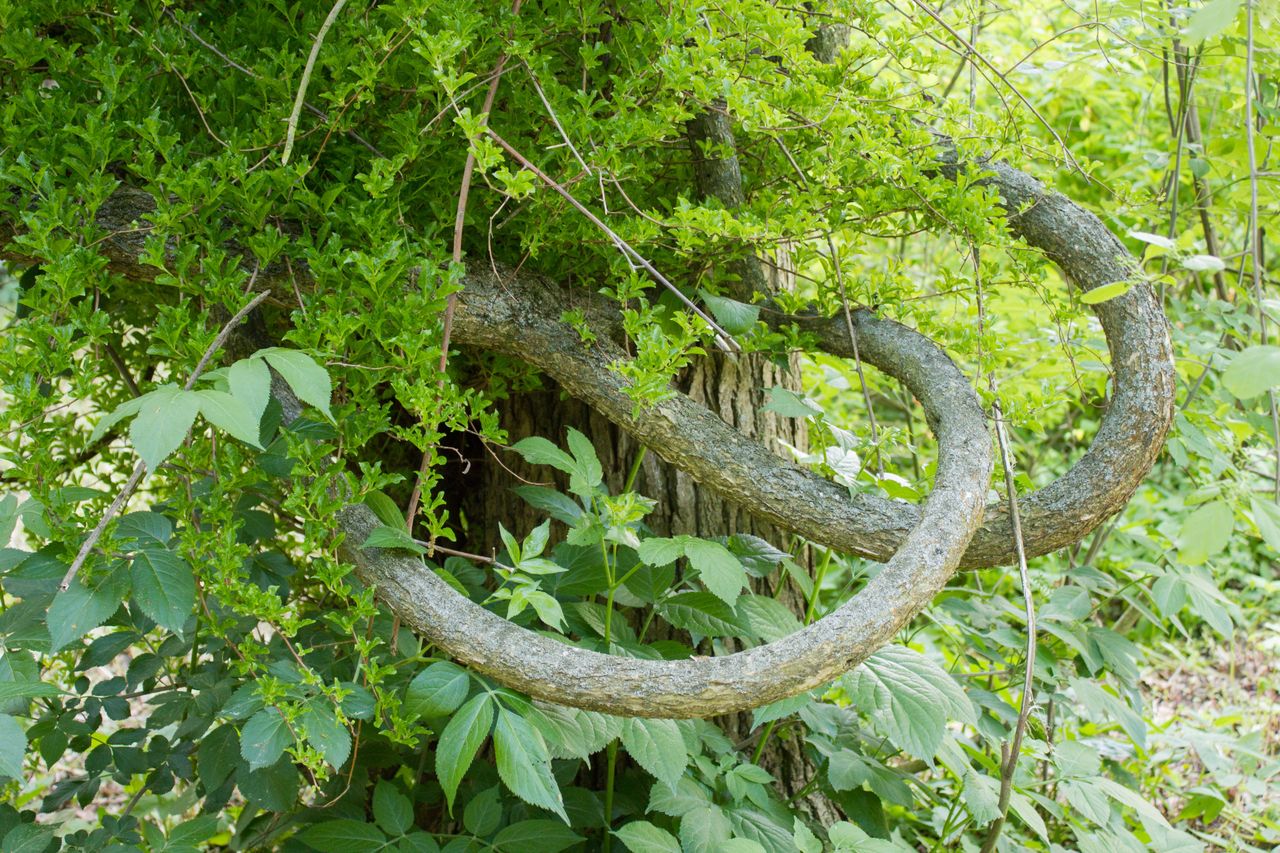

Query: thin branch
[281,0,350,166]
[484,128,739,351]
[406,0,523,528]
[974,248,1037,853]
[1244,1,1280,501]
[58,290,270,591]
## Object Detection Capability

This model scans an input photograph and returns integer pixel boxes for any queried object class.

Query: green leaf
[660,592,751,638]
[510,436,576,474]
[130,548,195,633]
[1185,0,1241,41]
[751,691,813,730]
[1079,279,1133,305]
[512,486,582,525]
[1,824,54,853]
[197,725,240,791]
[298,819,386,853]
[48,565,130,651]
[637,537,685,567]
[700,290,760,335]
[1181,254,1225,273]
[682,538,746,607]
[1251,497,1280,553]
[240,707,292,771]
[228,356,273,423]
[130,385,201,470]
[493,820,583,852]
[193,389,264,448]
[301,698,351,770]
[373,780,414,835]
[613,821,681,853]
[261,348,333,421]
[436,693,494,813]
[361,525,428,554]
[735,594,802,641]
[565,427,603,494]
[463,786,502,836]
[841,645,974,758]
[363,491,406,528]
[678,803,733,853]
[760,386,821,418]
[1176,500,1234,565]
[406,661,470,719]
[88,395,144,445]
[0,714,26,781]
[115,511,172,547]
[0,681,60,704]
[1222,346,1280,399]
[620,717,687,789]
[168,815,221,847]
[493,708,568,821]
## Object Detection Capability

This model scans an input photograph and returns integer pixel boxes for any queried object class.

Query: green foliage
[0,0,1277,851]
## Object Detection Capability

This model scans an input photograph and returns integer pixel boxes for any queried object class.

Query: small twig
[903,0,1083,176]
[522,60,591,175]
[405,3,521,529]
[1244,3,1280,502]
[58,290,270,592]
[974,248,1036,853]
[282,0,350,166]
[484,129,740,352]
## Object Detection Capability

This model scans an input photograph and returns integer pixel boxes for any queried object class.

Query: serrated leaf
[0,714,26,780]
[565,428,603,494]
[493,820,583,852]
[700,290,760,335]
[302,698,351,770]
[436,693,494,813]
[130,385,201,470]
[841,645,974,758]
[0,681,60,704]
[240,707,292,771]
[1222,345,1280,399]
[637,537,685,567]
[260,348,332,421]
[620,717,686,789]
[660,592,751,638]
[115,511,172,547]
[361,525,428,554]
[130,548,194,632]
[48,565,129,651]
[493,708,568,821]
[751,691,813,730]
[297,820,386,853]
[613,821,681,853]
[682,538,746,607]
[736,594,802,641]
[1177,500,1234,565]
[1,824,53,853]
[193,389,264,447]
[678,803,733,853]
[228,356,273,422]
[406,661,470,718]
[197,724,240,791]
[373,780,413,835]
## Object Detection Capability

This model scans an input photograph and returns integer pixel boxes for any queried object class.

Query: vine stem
[58,289,270,592]
[281,0,350,166]
[973,248,1036,853]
